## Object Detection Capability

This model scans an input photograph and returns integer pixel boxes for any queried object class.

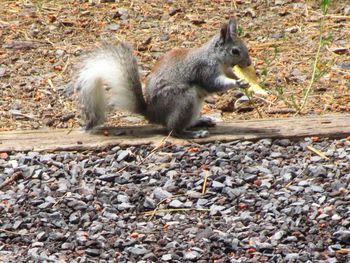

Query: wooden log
[0,114,349,152]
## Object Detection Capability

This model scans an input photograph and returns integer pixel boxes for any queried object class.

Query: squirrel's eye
[231,48,240,55]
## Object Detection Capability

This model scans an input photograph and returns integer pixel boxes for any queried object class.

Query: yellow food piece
[233,65,268,95]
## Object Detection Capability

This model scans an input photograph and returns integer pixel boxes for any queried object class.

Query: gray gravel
[0,137,350,262]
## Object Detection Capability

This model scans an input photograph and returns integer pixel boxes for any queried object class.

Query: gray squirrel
[74,18,252,138]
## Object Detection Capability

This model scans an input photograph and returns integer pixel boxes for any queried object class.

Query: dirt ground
[0,0,349,131]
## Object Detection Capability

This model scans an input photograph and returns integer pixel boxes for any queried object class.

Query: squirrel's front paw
[237,79,249,89]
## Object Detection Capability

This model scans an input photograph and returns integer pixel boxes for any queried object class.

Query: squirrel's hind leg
[165,94,209,139]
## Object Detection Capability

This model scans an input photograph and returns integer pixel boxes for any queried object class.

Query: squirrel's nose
[246,57,252,67]
[239,57,252,68]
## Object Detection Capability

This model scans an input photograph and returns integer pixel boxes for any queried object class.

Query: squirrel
[74,18,252,138]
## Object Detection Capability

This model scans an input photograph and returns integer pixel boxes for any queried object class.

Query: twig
[147,192,190,220]
[232,0,237,10]
[53,193,69,208]
[308,9,350,19]
[138,131,172,165]
[336,249,350,254]
[144,208,210,216]
[61,57,70,75]
[0,171,23,190]
[0,19,10,25]
[253,95,276,106]
[47,79,56,91]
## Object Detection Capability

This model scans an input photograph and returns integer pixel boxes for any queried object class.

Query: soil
[0,0,349,131]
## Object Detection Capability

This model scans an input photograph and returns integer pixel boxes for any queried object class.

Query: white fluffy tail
[75,43,145,129]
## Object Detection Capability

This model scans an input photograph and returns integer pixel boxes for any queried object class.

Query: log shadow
[90,123,280,139]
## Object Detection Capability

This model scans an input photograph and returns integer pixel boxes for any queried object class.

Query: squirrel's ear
[220,18,237,44]
[227,18,238,37]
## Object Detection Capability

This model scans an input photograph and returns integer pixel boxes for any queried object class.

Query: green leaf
[320,0,330,14]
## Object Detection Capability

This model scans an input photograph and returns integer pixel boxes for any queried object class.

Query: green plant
[295,0,331,114]
[320,0,330,14]
[260,44,279,84]
[237,26,244,36]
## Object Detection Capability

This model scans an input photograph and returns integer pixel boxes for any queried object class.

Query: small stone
[216,151,227,158]
[275,139,291,146]
[12,220,22,229]
[272,230,285,241]
[117,150,130,162]
[105,23,120,31]
[327,258,338,263]
[285,26,299,33]
[55,49,64,57]
[256,242,273,252]
[8,160,19,168]
[184,250,200,260]
[161,254,172,261]
[285,236,298,242]
[243,174,257,182]
[309,166,327,177]
[117,202,134,210]
[339,61,350,70]
[285,253,300,261]
[310,156,322,162]
[166,170,178,177]
[143,197,156,209]
[69,211,81,224]
[210,204,226,214]
[86,248,101,257]
[331,214,342,221]
[90,222,103,232]
[61,242,74,250]
[169,199,183,208]
[127,245,149,256]
[333,230,350,244]
[212,181,225,189]
[36,232,47,242]
[310,185,324,193]
[31,242,44,247]
[153,187,172,200]
[197,199,209,206]
[270,152,282,158]
[317,213,329,220]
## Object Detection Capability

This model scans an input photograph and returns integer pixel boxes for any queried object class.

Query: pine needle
[202,170,209,194]
[306,145,329,160]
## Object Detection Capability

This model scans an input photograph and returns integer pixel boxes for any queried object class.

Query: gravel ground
[1,138,350,262]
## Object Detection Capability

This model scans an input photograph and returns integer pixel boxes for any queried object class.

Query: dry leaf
[233,65,268,95]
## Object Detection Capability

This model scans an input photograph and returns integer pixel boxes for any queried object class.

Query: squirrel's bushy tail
[75,42,146,129]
